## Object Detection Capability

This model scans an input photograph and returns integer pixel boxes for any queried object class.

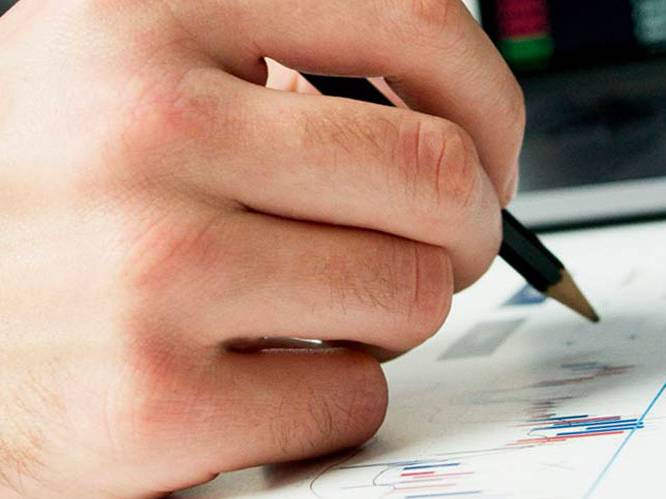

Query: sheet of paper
[178,221,666,499]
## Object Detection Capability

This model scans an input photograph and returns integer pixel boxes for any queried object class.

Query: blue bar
[406,492,482,498]
[404,462,460,470]
[584,423,642,431]
[552,417,626,427]
[535,418,635,431]
[561,418,633,427]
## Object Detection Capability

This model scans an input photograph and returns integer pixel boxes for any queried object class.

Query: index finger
[164,0,525,204]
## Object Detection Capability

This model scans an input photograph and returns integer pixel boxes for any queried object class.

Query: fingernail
[504,163,520,205]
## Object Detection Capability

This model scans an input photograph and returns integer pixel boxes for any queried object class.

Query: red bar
[512,430,624,445]
[560,431,625,440]
[401,471,437,477]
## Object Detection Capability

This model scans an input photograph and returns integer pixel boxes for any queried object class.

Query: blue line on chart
[536,418,632,430]
[557,424,643,436]
[583,381,666,499]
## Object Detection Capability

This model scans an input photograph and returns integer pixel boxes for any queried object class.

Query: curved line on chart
[309,448,364,498]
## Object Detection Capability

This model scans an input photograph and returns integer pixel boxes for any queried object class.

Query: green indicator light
[500,35,554,70]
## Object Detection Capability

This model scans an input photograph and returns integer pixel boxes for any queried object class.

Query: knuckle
[114,69,236,181]
[401,243,453,345]
[396,118,481,216]
[111,335,209,455]
[327,237,451,346]
[119,210,231,310]
[121,74,215,149]
[404,0,457,26]
[393,116,427,202]
[434,123,481,213]
[361,238,452,348]
[389,0,465,45]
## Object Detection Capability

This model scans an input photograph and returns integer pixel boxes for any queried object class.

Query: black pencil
[301,74,599,322]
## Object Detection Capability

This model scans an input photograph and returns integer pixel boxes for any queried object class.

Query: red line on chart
[513,430,624,445]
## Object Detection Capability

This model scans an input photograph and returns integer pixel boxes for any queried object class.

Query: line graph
[583,381,666,499]
[307,450,493,499]
[310,365,665,498]
[305,256,666,499]
[511,413,645,446]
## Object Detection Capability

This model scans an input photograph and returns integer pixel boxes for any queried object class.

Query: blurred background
[0,1,12,15]
[474,0,666,229]
[2,0,666,229]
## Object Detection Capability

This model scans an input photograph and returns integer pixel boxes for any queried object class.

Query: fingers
[215,350,388,470]
[158,74,501,289]
[135,210,452,354]
[135,349,387,482]
[163,0,524,204]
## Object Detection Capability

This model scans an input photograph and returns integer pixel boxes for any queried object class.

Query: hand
[0,0,524,497]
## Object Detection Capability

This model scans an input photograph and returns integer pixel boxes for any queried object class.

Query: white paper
[179,221,666,499]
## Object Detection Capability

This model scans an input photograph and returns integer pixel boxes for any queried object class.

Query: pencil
[301,74,599,322]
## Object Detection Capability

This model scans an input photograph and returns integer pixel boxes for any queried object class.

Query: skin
[0,0,525,497]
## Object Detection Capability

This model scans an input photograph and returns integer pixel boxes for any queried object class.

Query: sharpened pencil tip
[546,270,601,323]
[589,309,601,323]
